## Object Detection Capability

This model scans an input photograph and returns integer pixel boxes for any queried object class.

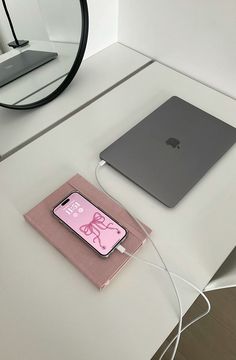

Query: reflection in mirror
[0,0,83,107]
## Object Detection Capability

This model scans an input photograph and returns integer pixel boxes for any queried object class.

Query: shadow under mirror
[0,0,88,109]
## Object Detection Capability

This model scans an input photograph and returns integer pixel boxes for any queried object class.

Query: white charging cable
[96,161,183,360]
[95,160,211,360]
[117,244,211,359]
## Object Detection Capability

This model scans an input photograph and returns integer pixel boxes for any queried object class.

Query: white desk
[0,62,235,360]
[205,247,236,291]
[0,40,78,105]
[0,43,150,160]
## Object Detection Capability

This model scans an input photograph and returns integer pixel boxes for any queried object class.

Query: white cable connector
[98,160,106,167]
[116,244,126,253]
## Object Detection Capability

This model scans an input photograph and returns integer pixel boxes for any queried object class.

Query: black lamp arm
[1,0,29,48]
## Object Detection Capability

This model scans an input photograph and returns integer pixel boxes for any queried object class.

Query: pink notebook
[24,174,151,289]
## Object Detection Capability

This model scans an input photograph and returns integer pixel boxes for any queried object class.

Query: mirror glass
[0,0,84,107]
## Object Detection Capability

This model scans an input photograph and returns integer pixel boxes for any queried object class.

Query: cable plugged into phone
[95,160,211,360]
[116,244,126,253]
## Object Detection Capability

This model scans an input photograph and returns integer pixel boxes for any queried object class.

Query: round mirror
[0,0,88,109]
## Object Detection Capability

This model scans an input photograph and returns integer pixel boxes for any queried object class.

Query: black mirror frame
[0,0,89,110]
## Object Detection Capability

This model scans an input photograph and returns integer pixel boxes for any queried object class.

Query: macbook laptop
[0,50,58,88]
[100,96,236,207]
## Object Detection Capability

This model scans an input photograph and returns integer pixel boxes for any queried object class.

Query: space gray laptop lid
[100,96,236,207]
[0,50,58,88]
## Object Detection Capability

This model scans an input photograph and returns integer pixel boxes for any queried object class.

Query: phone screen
[53,192,127,256]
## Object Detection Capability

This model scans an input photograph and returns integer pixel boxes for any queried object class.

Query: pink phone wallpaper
[53,192,127,256]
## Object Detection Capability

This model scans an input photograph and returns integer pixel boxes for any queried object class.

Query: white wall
[39,0,119,58]
[85,0,118,58]
[38,0,82,44]
[0,0,118,58]
[0,0,49,49]
[118,0,236,99]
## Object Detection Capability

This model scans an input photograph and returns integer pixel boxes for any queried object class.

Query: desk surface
[0,43,150,160]
[0,61,235,360]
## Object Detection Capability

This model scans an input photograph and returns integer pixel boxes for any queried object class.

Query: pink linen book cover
[24,174,151,289]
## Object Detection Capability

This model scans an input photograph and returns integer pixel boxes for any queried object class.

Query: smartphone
[53,192,127,257]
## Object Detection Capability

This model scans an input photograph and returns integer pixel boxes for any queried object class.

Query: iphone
[53,192,127,257]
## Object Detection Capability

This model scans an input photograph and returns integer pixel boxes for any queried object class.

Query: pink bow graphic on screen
[79,212,121,250]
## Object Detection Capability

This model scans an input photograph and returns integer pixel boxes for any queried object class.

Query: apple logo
[166,137,180,149]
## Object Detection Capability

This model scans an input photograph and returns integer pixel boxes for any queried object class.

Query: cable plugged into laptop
[95,160,211,360]
[99,97,236,208]
[98,160,106,167]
